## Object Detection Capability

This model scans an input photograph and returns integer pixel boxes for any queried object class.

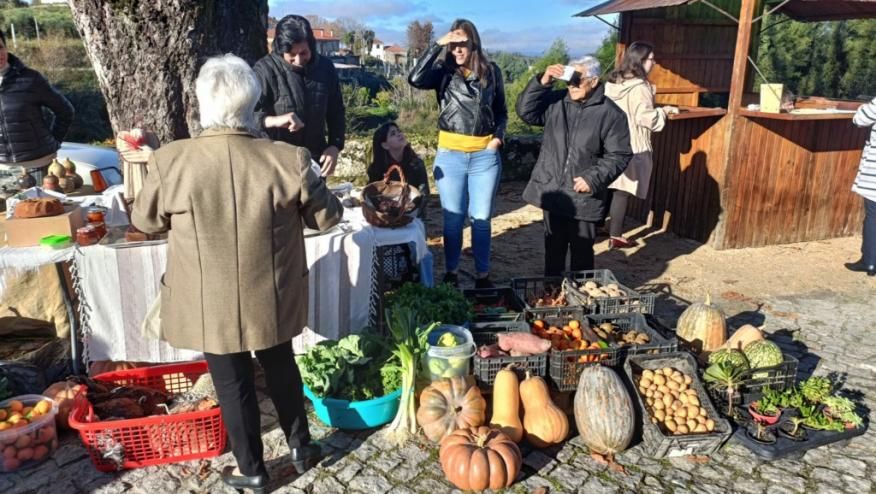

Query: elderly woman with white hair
[516,56,632,276]
[133,54,342,492]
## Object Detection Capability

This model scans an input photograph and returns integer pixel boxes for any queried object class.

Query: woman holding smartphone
[408,19,507,289]
[604,42,678,249]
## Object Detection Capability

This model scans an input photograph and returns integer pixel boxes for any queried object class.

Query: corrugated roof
[775,0,876,21]
[574,0,691,16]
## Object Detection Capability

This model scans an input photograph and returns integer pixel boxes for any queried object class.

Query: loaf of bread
[13,198,65,219]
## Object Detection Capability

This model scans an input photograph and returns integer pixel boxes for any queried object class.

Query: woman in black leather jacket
[408,19,507,289]
[0,29,74,183]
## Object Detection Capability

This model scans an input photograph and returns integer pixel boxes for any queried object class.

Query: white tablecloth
[75,208,428,363]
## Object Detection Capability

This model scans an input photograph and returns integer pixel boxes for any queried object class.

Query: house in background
[383,45,408,66]
[370,38,386,60]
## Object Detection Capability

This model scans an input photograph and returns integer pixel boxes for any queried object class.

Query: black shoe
[474,277,494,289]
[844,260,876,276]
[442,272,459,288]
[221,466,268,494]
[290,442,324,474]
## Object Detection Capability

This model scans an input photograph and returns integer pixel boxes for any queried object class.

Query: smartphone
[559,65,576,81]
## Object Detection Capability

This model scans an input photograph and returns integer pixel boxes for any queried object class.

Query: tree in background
[69,0,268,142]
[594,31,618,75]
[0,0,26,9]
[362,29,375,57]
[407,20,433,59]
[490,51,532,84]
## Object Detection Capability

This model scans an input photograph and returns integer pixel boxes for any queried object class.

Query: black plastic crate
[544,312,676,391]
[731,417,868,460]
[624,352,733,458]
[463,287,525,322]
[470,320,530,346]
[510,276,592,311]
[564,270,655,315]
[740,355,799,403]
[472,324,549,389]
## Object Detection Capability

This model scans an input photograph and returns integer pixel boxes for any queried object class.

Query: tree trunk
[68,0,268,143]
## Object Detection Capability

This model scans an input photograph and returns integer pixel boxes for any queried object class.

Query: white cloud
[269,0,422,22]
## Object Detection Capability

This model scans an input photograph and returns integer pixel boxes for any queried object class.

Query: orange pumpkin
[416,376,486,442]
[439,426,522,491]
[42,381,83,429]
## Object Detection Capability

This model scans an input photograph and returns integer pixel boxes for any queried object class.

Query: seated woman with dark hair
[367,122,430,218]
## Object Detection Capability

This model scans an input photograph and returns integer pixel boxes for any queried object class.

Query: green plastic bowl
[303,385,401,430]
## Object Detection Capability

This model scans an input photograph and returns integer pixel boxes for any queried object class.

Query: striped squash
[573,366,634,457]
[676,294,727,357]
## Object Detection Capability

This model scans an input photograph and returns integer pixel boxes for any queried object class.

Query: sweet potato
[497,332,551,355]
[477,344,508,358]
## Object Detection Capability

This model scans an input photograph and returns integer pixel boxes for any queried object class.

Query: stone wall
[333,134,542,185]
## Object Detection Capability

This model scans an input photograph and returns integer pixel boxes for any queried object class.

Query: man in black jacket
[517,56,632,276]
[253,15,345,177]
[0,29,74,182]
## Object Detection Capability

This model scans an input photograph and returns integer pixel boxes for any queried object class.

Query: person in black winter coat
[0,29,74,182]
[253,15,345,176]
[516,57,632,276]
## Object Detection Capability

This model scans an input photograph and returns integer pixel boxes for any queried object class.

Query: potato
[694,424,708,433]
[640,378,652,389]
[699,407,708,417]
[646,398,654,407]
[684,375,693,385]
[706,419,716,432]
[654,400,665,411]
[678,383,688,392]
[645,389,654,398]
[665,419,677,432]
[653,374,666,386]
[654,369,664,375]
[654,409,666,422]
[685,388,698,396]
[688,396,700,407]
[653,391,663,400]
[662,395,674,407]
[676,424,690,435]
[662,367,674,376]
[673,400,684,410]
[696,416,707,425]
[687,406,701,418]
[675,407,687,419]
[679,393,689,405]
[657,385,669,395]
[666,380,679,391]
[686,419,698,431]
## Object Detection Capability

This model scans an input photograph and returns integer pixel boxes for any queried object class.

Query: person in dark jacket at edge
[516,56,632,277]
[0,28,74,184]
[253,15,345,176]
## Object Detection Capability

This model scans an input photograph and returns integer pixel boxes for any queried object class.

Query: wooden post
[713,0,759,249]
[728,0,758,114]
[615,12,633,67]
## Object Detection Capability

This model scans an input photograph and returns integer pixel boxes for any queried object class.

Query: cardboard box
[760,84,784,113]
[4,206,85,247]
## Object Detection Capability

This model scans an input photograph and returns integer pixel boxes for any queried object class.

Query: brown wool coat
[132,128,343,354]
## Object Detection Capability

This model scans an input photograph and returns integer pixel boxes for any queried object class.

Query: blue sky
[267,0,614,57]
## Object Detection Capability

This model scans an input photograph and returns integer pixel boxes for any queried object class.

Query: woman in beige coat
[605,42,677,249]
[133,54,342,493]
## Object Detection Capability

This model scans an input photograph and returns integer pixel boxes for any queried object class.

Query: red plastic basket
[69,361,226,472]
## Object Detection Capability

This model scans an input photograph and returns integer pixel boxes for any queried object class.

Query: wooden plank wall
[719,117,868,248]
[628,116,729,243]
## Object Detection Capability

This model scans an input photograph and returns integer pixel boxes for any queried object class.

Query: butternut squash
[489,366,524,443]
[520,371,568,448]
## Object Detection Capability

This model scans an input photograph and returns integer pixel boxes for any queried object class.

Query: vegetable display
[416,376,486,443]
[0,397,58,472]
[439,426,522,491]
[743,340,784,378]
[296,333,400,402]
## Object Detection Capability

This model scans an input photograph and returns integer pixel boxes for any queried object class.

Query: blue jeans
[433,148,502,274]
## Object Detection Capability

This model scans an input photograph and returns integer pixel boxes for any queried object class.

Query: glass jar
[89,222,107,239]
[86,207,106,223]
[76,226,100,246]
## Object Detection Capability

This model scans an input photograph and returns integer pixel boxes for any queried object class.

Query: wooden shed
[577,0,874,249]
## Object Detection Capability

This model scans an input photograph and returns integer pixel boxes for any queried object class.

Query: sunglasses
[568,72,597,88]
[449,41,472,51]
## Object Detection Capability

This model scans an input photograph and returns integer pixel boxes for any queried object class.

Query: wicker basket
[362,164,421,228]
